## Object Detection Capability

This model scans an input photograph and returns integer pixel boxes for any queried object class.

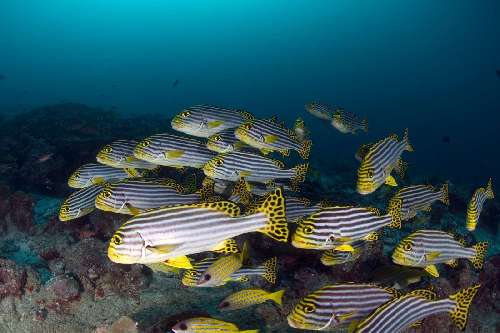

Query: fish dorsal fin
[296,197,311,207]
[406,289,437,301]
[268,115,278,123]
[238,110,254,121]
[317,199,334,208]
[388,133,399,141]
[262,257,278,284]
[272,159,285,168]
[366,207,380,215]
[159,179,185,193]
[384,287,402,299]
[185,201,241,217]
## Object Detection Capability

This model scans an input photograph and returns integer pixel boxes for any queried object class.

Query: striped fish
[466,178,494,231]
[133,133,216,169]
[285,197,324,224]
[107,188,288,264]
[96,139,157,169]
[304,102,336,121]
[171,317,258,333]
[59,184,103,221]
[331,110,368,134]
[355,142,408,179]
[320,240,365,266]
[292,206,397,250]
[206,129,248,153]
[287,283,399,331]
[387,183,449,227]
[235,119,312,159]
[94,179,201,215]
[357,129,413,195]
[392,229,488,277]
[68,163,139,188]
[197,243,248,287]
[171,105,254,138]
[353,285,481,333]
[203,151,308,189]
[218,289,284,311]
[181,256,278,287]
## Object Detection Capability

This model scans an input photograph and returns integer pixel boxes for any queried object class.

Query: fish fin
[198,177,215,201]
[232,178,254,206]
[486,178,494,199]
[403,128,414,152]
[425,251,441,261]
[387,197,403,229]
[165,150,184,159]
[260,148,272,155]
[410,321,423,328]
[265,180,276,189]
[337,312,356,322]
[297,197,311,206]
[212,238,239,254]
[317,199,334,208]
[262,257,278,284]
[269,289,285,306]
[366,207,380,215]
[182,173,197,194]
[384,175,398,187]
[364,231,379,241]
[298,140,312,159]
[92,177,105,185]
[424,265,439,277]
[335,244,355,252]
[407,289,437,300]
[125,203,142,216]
[280,149,290,157]
[440,183,450,205]
[383,287,402,299]
[347,320,359,333]
[361,118,369,133]
[233,141,245,150]
[207,120,224,128]
[446,259,459,268]
[448,284,481,330]
[256,188,288,242]
[191,201,241,217]
[471,242,488,269]
[458,238,467,247]
[291,163,309,190]
[146,244,179,254]
[160,179,185,193]
[124,168,140,177]
[268,115,278,123]
[264,134,279,144]
[239,170,252,178]
[388,133,399,141]
[164,256,193,269]
[336,236,352,242]
[272,159,285,168]
[394,158,407,178]
[239,110,254,121]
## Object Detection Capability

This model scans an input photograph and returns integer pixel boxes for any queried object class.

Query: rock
[0,258,27,299]
[45,275,81,302]
[0,190,35,233]
[110,316,138,333]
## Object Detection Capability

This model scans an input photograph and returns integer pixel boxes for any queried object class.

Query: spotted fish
[171,317,258,333]
[331,110,368,134]
[392,229,488,277]
[287,283,399,331]
[466,178,494,231]
[133,133,216,169]
[218,289,284,311]
[68,163,140,188]
[353,285,481,333]
[357,129,413,195]
[59,184,103,221]
[107,188,288,264]
[203,151,308,190]
[181,256,278,287]
[320,240,365,266]
[95,179,201,215]
[171,105,254,138]
[235,119,312,159]
[387,183,449,227]
[96,139,157,169]
[292,206,398,250]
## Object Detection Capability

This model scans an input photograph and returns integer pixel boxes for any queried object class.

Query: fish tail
[262,257,278,284]
[232,178,254,206]
[298,140,312,159]
[448,284,481,330]
[198,177,215,201]
[256,188,288,242]
[403,128,414,152]
[440,183,450,205]
[486,178,494,199]
[387,198,402,229]
[269,289,285,306]
[290,163,309,191]
[362,118,369,133]
[470,242,488,269]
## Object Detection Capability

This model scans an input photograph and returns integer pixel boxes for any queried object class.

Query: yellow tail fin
[198,177,215,201]
[298,140,312,159]
[256,188,288,242]
[440,183,449,205]
[269,289,285,306]
[403,128,414,152]
[486,178,494,199]
[387,197,402,229]
[470,242,488,269]
[291,163,309,191]
[262,257,278,284]
[448,284,481,330]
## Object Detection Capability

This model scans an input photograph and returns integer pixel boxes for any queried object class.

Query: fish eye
[139,140,150,148]
[220,301,230,308]
[303,225,314,234]
[73,171,80,178]
[303,304,316,313]
[403,242,412,251]
[103,146,112,153]
[112,235,123,245]
[367,169,374,178]
[212,135,221,141]
[187,271,197,277]
[102,189,112,198]
[204,274,211,281]
[180,111,190,117]
[243,123,253,130]
[61,205,70,213]
[215,159,224,166]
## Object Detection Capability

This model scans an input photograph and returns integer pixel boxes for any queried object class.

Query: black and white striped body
[133,133,216,168]
[388,185,446,221]
[68,163,135,188]
[331,110,367,134]
[285,197,321,224]
[304,102,335,120]
[171,105,252,137]
[96,139,157,169]
[466,178,494,231]
[95,179,201,214]
[292,206,391,250]
[287,284,396,331]
[59,184,103,221]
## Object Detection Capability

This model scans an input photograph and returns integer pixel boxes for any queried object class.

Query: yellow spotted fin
[232,178,254,206]
[448,284,481,330]
[298,140,312,160]
[290,163,309,191]
[470,242,488,270]
[440,183,449,205]
[212,238,240,254]
[255,188,288,242]
[262,257,278,284]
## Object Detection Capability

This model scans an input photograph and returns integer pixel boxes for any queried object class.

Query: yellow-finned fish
[357,129,413,195]
[218,289,285,311]
[352,285,480,333]
[197,242,248,287]
[171,105,254,138]
[68,163,141,188]
[96,139,157,170]
[466,178,494,231]
[331,110,368,134]
[235,118,312,159]
[107,188,288,265]
[59,184,103,221]
[172,317,258,333]
[392,229,488,277]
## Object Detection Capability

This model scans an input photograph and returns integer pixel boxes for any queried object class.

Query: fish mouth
[107,247,137,264]
[67,179,83,189]
[356,184,374,195]
[58,213,70,222]
[291,237,322,250]
[287,315,316,330]
[96,154,114,166]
